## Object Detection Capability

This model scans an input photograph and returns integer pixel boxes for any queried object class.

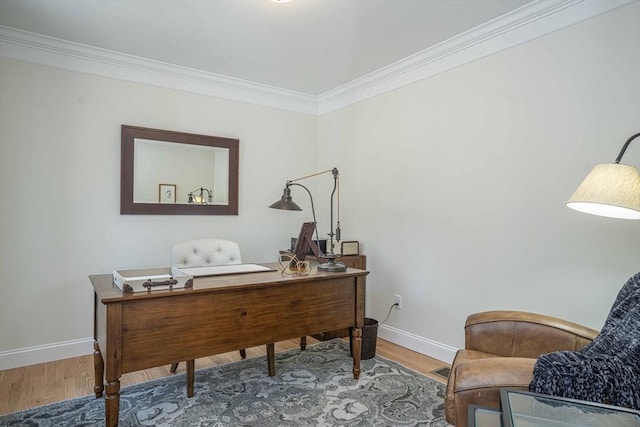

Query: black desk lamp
[270,168,346,272]
[567,132,640,219]
[187,187,213,204]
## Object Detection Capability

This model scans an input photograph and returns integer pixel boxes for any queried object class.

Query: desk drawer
[119,277,358,372]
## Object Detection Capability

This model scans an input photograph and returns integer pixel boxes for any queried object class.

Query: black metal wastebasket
[349,317,379,360]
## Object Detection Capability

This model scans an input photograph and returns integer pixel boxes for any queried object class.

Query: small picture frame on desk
[340,241,359,256]
[159,184,176,204]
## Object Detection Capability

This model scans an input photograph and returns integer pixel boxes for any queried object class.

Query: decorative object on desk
[158,184,176,204]
[112,267,193,293]
[187,186,213,204]
[0,340,448,427]
[278,253,311,276]
[288,222,318,262]
[291,237,327,255]
[269,168,346,271]
[567,132,640,219]
[340,240,360,256]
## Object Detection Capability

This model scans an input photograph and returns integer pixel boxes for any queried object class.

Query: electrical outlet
[394,294,402,310]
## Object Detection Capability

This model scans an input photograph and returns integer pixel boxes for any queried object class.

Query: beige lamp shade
[567,163,640,220]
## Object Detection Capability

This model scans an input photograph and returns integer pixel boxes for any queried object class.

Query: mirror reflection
[133,139,230,205]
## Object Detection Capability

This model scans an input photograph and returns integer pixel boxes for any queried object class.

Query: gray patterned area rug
[0,339,448,426]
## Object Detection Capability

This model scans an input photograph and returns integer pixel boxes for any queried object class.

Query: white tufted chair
[171,238,243,269]
[169,238,247,373]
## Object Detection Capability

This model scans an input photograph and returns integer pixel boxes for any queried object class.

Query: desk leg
[105,379,120,427]
[267,343,275,376]
[93,341,104,398]
[351,327,362,379]
[186,359,195,397]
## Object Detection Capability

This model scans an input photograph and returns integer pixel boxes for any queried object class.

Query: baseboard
[0,328,456,371]
[0,338,94,370]
[378,324,457,365]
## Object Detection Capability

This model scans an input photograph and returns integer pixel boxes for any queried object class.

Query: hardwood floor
[0,337,450,415]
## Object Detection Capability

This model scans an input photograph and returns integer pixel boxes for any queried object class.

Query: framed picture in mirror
[158,184,176,204]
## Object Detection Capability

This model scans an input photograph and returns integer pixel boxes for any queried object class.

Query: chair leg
[174,348,245,373]
[300,336,307,350]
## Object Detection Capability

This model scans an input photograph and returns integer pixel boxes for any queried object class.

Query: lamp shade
[567,163,640,220]
[269,186,302,211]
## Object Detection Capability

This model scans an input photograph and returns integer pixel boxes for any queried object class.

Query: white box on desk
[112,267,193,293]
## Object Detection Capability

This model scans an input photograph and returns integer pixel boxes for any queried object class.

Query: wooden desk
[308,255,366,341]
[90,263,368,427]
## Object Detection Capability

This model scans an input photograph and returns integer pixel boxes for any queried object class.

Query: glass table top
[500,389,640,427]
[469,405,503,427]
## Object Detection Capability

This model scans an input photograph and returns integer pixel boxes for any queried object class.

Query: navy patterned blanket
[529,272,640,409]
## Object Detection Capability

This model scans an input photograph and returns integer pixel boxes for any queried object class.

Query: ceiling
[0,0,533,95]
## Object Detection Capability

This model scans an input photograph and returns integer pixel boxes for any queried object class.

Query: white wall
[1,2,639,370]
[319,2,640,359]
[0,59,319,368]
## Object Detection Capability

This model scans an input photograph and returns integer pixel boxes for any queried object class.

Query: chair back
[171,238,242,268]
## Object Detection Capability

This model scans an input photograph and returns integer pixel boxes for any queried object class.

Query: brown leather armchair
[444,310,599,427]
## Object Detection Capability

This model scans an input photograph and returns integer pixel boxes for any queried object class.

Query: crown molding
[0,25,319,115]
[317,0,636,114]
[0,0,634,116]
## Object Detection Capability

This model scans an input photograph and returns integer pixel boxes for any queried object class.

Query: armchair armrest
[454,357,537,391]
[465,310,599,358]
[452,357,536,423]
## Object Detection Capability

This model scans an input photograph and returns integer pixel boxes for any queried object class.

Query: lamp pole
[614,132,640,163]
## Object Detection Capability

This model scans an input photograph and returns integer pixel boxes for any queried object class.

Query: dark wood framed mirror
[121,125,239,215]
